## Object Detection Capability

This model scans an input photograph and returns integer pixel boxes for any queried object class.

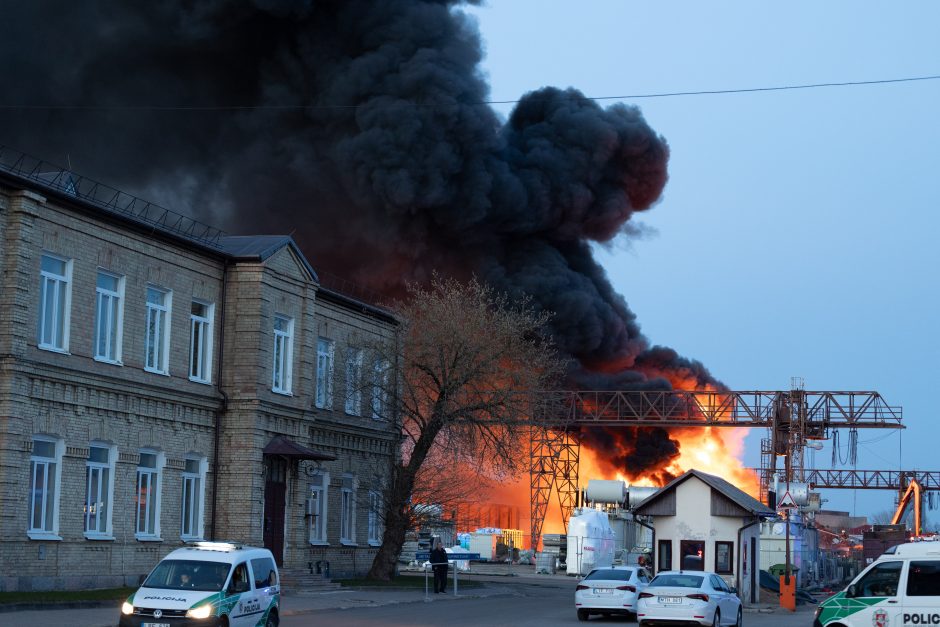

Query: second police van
[118,542,280,627]
[815,540,940,627]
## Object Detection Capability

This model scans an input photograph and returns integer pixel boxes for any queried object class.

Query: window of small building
[715,541,734,574]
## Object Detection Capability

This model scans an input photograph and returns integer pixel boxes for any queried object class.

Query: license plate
[660,596,682,604]
[595,588,613,594]
[143,623,170,627]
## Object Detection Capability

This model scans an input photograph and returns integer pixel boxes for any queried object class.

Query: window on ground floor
[715,541,733,574]
[28,435,64,539]
[340,474,358,544]
[84,441,116,539]
[181,455,207,541]
[308,473,330,544]
[136,450,165,539]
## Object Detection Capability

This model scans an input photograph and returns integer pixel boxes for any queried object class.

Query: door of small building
[263,456,288,566]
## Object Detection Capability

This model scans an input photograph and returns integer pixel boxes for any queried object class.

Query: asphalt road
[281,584,818,627]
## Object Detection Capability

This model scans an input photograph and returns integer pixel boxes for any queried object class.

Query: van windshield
[143,559,230,592]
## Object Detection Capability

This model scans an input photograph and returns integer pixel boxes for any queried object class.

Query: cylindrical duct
[585,479,627,504]
[626,486,658,508]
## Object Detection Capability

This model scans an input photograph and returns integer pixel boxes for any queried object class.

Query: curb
[0,599,121,613]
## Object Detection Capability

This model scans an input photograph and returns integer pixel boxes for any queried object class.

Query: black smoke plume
[0,0,718,476]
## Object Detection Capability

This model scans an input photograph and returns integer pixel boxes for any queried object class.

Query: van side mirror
[846,584,857,598]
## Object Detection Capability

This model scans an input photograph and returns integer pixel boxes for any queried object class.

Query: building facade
[633,469,774,606]
[0,153,400,590]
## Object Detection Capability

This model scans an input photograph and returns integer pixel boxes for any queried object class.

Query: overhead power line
[1,73,938,111]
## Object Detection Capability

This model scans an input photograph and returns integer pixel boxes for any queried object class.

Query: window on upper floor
[136,450,165,540]
[315,338,334,409]
[180,456,207,541]
[340,474,358,545]
[94,270,124,364]
[189,301,214,384]
[28,435,64,539]
[272,314,294,394]
[38,253,72,352]
[144,286,172,374]
[371,358,391,421]
[344,347,363,415]
[84,442,116,539]
[308,473,330,544]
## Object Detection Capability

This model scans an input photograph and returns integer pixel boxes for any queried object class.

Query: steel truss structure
[528,389,902,550]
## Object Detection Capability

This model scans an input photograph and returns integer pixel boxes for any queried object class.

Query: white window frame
[315,338,335,409]
[340,474,358,545]
[344,347,363,416]
[144,286,172,375]
[27,435,64,540]
[135,449,165,541]
[308,472,331,545]
[94,270,125,364]
[180,455,207,541]
[84,441,117,540]
[37,253,72,353]
[272,314,294,394]
[368,489,383,546]
[189,300,214,384]
[371,358,391,421]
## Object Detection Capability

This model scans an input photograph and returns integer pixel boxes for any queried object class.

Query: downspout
[737,516,765,602]
[210,260,230,541]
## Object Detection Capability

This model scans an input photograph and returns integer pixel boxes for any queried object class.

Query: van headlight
[186,604,214,619]
[121,601,134,615]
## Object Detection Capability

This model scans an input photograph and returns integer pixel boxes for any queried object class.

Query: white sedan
[637,570,742,627]
[575,565,651,621]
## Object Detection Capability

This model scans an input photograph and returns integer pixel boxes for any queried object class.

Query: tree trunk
[366,503,410,580]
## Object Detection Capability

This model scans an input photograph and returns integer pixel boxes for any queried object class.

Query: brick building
[0,150,400,590]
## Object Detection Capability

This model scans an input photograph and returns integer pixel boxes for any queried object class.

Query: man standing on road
[430,538,449,594]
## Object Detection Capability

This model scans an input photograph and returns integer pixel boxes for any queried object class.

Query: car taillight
[686,593,709,602]
[638,592,654,599]
[576,585,590,591]
[617,585,637,592]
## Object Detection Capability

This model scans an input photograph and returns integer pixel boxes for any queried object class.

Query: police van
[815,540,940,627]
[118,542,280,627]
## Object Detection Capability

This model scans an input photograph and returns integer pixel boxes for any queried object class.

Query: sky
[467,0,940,520]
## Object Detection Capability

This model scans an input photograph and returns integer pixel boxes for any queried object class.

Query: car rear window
[907,561,940,596]
[252,557,278,588]
[649,574,704,588]
[585,569,634,581]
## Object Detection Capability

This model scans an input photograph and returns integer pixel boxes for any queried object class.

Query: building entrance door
[263,456,288,566]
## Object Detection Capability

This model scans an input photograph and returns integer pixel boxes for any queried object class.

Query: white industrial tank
[566,508,615,575]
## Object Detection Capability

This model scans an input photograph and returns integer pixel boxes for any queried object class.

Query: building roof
[633,468,775,518]
[217,235,318,282]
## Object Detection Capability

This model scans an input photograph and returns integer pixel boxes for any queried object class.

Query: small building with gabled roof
[632,469,774,605]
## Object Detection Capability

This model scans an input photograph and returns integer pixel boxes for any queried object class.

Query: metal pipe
[209,260,229,541]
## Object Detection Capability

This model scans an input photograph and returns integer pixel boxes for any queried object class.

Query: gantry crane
[529,386,903,550]
[803,470,940,536]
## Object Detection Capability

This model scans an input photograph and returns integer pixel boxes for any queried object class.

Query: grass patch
[0,586,135,605]
[337,575,484,589]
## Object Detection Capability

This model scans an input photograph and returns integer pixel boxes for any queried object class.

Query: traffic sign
[777,490,797,510]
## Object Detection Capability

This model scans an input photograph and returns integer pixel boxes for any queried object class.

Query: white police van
[119,542,280,627]
[815,540,940,627]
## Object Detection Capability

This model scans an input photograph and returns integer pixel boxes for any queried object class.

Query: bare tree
[366,276,562,580]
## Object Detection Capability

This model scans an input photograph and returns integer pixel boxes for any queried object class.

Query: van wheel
[265,611,279,627]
